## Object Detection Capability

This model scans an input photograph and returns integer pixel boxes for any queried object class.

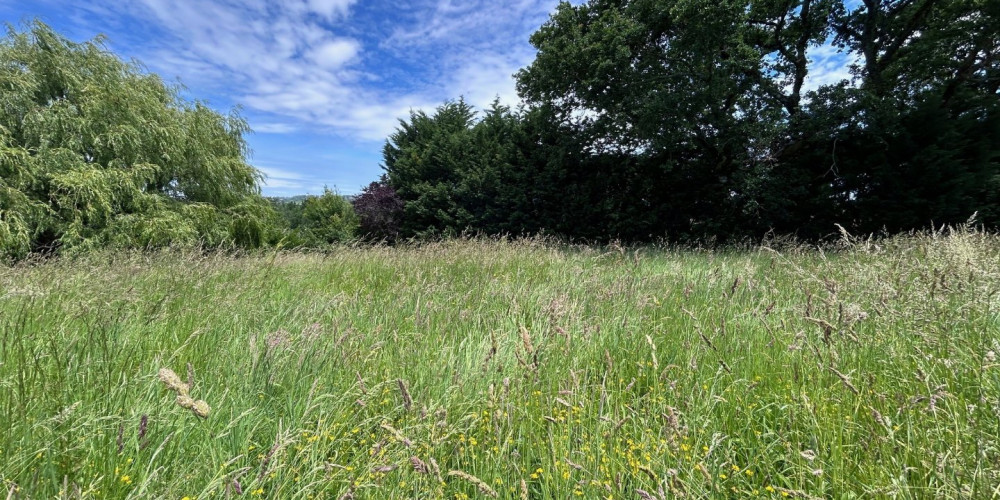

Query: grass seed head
[191,400,211,419]
[410,456,429,474]
[158,368,189,396]
[520,326,534,355]
[176,395,195,409]
[637,489,659,500]
[447,470,497,498]
[397,379,413,410]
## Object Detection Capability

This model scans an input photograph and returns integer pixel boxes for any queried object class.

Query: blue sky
[1,0,570,196]
[2,0,853,197]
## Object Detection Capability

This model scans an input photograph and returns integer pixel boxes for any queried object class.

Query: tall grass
[1,229,998,499]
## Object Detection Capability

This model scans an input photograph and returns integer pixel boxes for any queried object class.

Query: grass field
[1,229,999,499]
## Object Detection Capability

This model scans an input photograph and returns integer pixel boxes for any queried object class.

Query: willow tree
[0,21,276,260]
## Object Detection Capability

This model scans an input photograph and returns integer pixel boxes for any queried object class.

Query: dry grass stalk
[448,470,498,498]
[520,479,529,500]
[662,407,680,435]
[645,335,659,370]
[829,366,859,395]
[638,465,658,482]
[482,332,498,370]
[380,422,413,447]
[719,360,732,374]
[429,458,442,482]
[695,463,711,482]
[258,441,282,481]
[356,372,366,395]
[871,408,887,427]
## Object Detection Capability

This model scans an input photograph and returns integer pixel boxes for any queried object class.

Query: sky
[1,0,853,197]
[1,0,571,196]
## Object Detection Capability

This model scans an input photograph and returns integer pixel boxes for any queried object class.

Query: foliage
[382,99,479,238]
[267,196,306,231]
[2,233,999,497]
[352,178,403,242]
[504,0,1000,240]
[0,21,275,260]
[382,0,996,241]
[267,190,357,247]
[297,188,358,245]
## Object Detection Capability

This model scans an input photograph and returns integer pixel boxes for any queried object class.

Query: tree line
[2,0,998,260]
[382,0,999,242]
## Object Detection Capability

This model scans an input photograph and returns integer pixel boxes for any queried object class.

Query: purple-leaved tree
[352,179,404,242]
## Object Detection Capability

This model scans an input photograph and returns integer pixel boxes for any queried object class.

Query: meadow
[1,229,998,499]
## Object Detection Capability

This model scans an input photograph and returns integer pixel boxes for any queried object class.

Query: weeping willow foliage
[0,21,277,260]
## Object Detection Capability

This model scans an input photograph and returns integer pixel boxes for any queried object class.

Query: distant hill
[268,194,356,204]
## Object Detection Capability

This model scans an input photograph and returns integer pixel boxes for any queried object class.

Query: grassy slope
[0,232,998,499]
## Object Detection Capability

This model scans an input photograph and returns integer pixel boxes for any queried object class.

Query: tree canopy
[510,0,1000,240]
[0,21,275,260]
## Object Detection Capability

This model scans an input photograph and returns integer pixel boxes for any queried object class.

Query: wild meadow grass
[1,229,999,499]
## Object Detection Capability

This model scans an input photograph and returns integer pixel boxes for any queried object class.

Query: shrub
[296,189,358,245]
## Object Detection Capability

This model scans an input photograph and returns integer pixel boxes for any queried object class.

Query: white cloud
[252,122,298,134]
[309,39,361,68]
[803,42,858,92]
[447,53,529,110]
[37,0,576,152]
[301,0,356,20]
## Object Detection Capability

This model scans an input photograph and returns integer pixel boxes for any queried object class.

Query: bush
[295,189,358,246]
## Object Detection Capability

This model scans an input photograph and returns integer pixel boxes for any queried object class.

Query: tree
[382,99,479,238]
[825,0,1000,232]
[515,0,1000,239]
[0,21,276,260]
[352,178,403,242]
[515,0,798,240]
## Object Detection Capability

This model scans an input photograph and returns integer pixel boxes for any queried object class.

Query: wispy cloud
[803,41,859,92]
[252,123,299,134]
[256,165,315,193]
[51,0,562,142]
